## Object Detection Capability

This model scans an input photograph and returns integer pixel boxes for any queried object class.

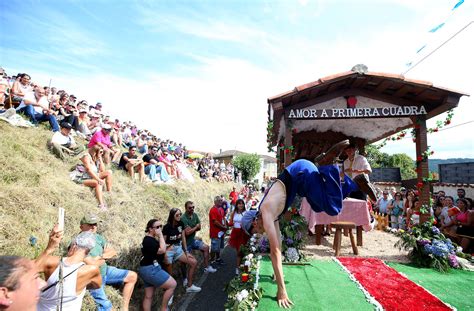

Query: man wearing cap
[240,141,377,308]
[88,124,121,165]
[49,122,85,160]
[80,214,138,311]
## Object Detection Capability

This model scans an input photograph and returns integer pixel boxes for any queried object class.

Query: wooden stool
[331,221,359,256]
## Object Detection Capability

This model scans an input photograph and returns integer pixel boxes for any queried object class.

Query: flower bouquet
[395,221,460,272]
[280,209,307,262]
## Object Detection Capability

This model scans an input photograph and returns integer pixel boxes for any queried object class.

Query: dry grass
[0,121,234,310]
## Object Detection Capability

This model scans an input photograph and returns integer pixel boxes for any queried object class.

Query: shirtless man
[35,226,102,311]
[241,140,376,308]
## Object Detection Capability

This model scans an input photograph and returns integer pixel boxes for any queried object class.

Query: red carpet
[337,257,452,311]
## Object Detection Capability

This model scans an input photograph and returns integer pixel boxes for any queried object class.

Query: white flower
[257,255,262,260]
[244,260,251,266]
[236,289,249,301]
[456,246,463,253]
[251,246,256,252]
[247,254,254,260]
[285,247,300,262]
[250,237,256,243]
[253,301,258,306]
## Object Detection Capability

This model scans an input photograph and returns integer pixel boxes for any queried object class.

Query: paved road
[177,246,237,311]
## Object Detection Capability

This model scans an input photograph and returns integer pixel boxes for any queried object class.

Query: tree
[365,144,416,180]
[233,153,261,182]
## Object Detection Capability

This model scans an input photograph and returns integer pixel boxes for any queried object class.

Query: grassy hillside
[0,121,234,310]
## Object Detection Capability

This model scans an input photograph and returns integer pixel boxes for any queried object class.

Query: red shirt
[229,191,239,205]
[209,205,225,239]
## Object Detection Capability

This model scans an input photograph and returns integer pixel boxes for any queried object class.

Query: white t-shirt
[344,154,372,178]
[51,131,75,146]
[233,213,243,229]
[18,92,49,114]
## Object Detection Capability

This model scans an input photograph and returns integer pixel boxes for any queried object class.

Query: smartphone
[57,207,65,231]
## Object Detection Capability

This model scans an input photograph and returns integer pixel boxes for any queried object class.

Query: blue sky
[1,0,473,158]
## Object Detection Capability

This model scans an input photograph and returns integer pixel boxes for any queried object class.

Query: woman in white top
[228,199,250,275]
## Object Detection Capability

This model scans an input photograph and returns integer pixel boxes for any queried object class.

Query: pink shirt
[88,130,111,148]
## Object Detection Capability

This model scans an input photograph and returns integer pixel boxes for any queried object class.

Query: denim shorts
[187,239,205,252]
[210,237,224,253]
[166,244,184,264]
[89,266,130,311]
[139,264,171,288]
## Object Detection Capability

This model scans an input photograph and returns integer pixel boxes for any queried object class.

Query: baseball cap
[102,124,112,130]
[79,109,87,113]
[80,213,100,225]
[60,122,73,129]
[400,187,406,192]
[241,210,258,236]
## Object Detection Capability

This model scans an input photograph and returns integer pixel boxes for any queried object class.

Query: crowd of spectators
[0,68,259,311]
[373,186,473,252]
[1,69,238,210]
[196,155,241,183]
[0,185,264,311]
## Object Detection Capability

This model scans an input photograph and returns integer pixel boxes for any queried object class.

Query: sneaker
[183,278,188,287]
[235,268,239,275]
[353,173,377,202]
[168,295,173,306]
[216,258,225,265]
[186,284,201,293]
[204,266,217,273]
[1,108,16,119]
[314,139,350,166]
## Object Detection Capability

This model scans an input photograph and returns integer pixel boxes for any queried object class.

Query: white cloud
[4,1,473,158]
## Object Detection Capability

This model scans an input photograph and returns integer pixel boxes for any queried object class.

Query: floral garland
[376,109,454,148]
[275,143,295,161]
[225,235,263,311]
[394,220,464,272]
[414,146,435,193]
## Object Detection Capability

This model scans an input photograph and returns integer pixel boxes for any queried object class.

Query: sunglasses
[153,225,162,229]
[188,206,195,209]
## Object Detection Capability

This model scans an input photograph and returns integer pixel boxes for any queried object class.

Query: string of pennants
[403,0,466,73]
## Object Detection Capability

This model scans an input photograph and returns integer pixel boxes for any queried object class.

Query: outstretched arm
[261,209,293,308]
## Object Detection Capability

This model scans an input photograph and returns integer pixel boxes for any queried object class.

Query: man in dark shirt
[119,146,146,182]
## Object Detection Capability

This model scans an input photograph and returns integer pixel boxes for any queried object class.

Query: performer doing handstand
[241,140,376,308]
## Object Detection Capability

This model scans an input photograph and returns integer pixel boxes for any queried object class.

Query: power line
[402,20,474,75]
[438,120,474,132]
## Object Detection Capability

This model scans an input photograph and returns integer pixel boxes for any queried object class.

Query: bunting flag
[452,0,464,11]
[403,0,466,73]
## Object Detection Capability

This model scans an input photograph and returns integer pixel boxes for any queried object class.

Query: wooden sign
[287,105,427,119]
